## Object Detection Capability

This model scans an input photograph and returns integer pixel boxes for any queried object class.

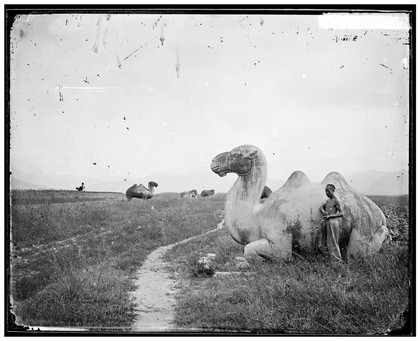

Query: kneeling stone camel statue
[126,181,158,201]
[211,145,389,261]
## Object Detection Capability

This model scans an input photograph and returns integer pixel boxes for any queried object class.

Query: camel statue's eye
[233,153,241,159]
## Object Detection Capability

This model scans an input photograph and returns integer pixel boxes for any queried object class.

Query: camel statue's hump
[269,171,352,207]
[321,172,349,187]
[282,171,311,189]
[278,171,353,195]
[268,171,318,208]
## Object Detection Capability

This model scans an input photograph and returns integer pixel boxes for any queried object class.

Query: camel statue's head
[148,181,158,188]
[211,145,266,177]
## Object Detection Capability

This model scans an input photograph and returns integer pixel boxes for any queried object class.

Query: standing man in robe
[318,184,343,261]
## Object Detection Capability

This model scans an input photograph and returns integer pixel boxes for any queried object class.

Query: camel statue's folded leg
[347,225,390,256]
[244,239,274,259]
[244,235,292,261]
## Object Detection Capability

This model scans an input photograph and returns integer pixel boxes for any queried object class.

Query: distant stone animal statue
[201,189,215,197]
[211,144,389,261]
[180,189,198,198]
[126,181,158,201]
[261,186,272,199]
[76,183,85,191]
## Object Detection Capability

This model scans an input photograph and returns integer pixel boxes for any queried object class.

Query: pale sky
[9,12,410,192]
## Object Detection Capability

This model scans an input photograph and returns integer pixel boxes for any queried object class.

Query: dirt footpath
[130,220,224,332]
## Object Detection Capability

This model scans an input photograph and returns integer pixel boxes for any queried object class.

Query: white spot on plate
[402,57,408,69]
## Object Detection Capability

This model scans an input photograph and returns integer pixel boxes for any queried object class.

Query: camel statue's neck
[230,159,267,207]
[224,159,266,244]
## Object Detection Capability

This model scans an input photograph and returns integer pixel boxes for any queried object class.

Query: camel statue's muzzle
[211,152,230,177]
[149,181,158,188]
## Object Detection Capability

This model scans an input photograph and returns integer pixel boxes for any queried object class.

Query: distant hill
[364,170,409,195]
[265,171,409,196]
[88,180,134,193]
[9,167,409,196]
[10,169,95,191]
[10,177,42,190]
[347,169,408,196]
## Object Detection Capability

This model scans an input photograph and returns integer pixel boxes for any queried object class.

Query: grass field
[9,190,224,328]
[9,190,411,334]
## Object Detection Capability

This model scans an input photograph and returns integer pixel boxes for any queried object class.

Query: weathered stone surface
[196,255,215,277]
[211,145,389,261]
[234,256,250,269]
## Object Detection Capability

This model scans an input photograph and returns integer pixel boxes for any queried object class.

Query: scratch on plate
[379,63,393,73]
[123,42,149,61]
[175,50,181,78]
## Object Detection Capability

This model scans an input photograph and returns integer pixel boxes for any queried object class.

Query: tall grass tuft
[15,263,136,328]
[49,270,86,302]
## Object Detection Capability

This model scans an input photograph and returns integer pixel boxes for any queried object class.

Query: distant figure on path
[318,184,343,261]
[76,182,85,191]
